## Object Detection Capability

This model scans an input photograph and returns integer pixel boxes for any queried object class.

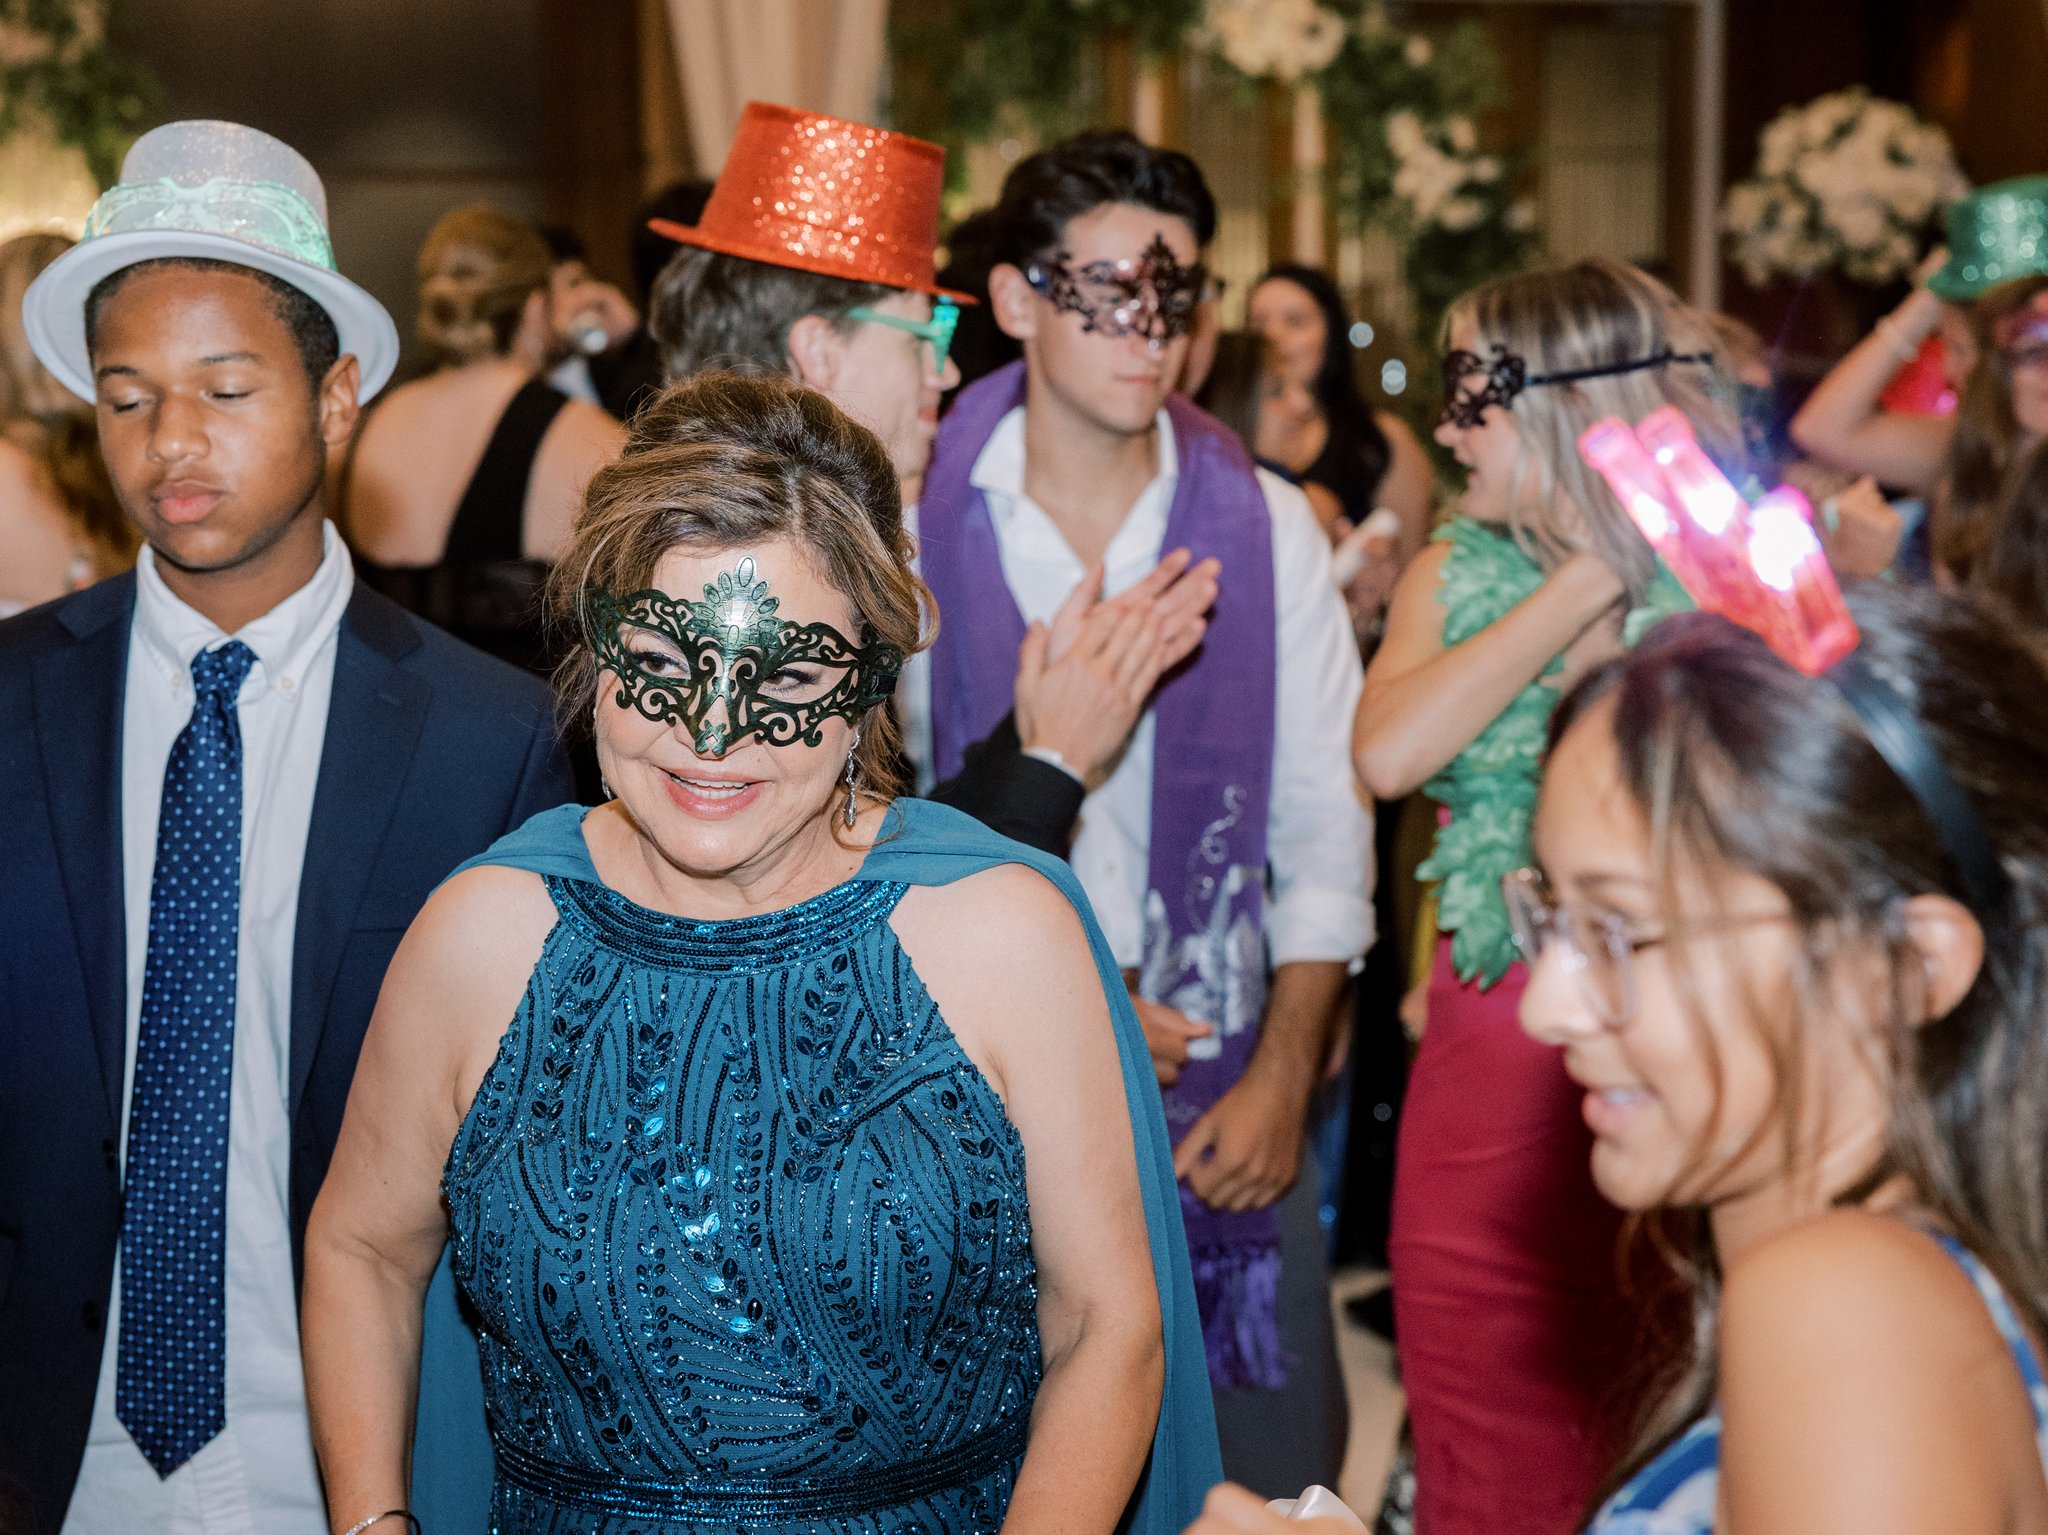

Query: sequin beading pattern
[444,872,1042,1535]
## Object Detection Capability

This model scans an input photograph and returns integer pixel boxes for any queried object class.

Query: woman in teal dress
[1351,260,1726,1535]
[300,372,1222,1535]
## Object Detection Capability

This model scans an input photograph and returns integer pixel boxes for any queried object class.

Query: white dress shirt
[63,525,353,1535]
[903,406,1374,972]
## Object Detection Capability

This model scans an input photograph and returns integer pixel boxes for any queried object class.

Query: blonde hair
[1444,258,1740,602]
[415,204,553,367]
[548,370,934,798]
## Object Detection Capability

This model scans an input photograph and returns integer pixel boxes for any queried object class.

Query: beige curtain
[665,0,891,173]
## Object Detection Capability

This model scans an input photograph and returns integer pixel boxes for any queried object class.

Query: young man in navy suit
[0,121,574,1535]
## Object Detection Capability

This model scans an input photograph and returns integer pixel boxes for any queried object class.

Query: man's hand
[1171,1062,1312,1212]
[1131,994,1212,1085]
[1016,551,1221,786]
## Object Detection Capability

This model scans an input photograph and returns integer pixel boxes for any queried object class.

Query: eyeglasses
[844,296,960,376]
[1501,867,1787,1027]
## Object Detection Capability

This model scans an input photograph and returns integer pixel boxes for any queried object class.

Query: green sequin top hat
[1926,175,2048,301]
[22,120,400,402]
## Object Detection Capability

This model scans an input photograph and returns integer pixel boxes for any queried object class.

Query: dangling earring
[842,729,863,828]
[593,703,614,800]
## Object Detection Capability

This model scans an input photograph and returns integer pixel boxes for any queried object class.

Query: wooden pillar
[538,0,645,289]
[1956,0,2048,180]
[638,0,694,195]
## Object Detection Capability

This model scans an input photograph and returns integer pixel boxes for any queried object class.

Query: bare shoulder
[1397,535,1452,588]
[891,860,1089,974]
[1722,1210,2028,1407]
[388,863,558,1019]
[1366,539,1452,671]
[1726,1210,1979,1330]
[1718,1211,2044,1529]
[548,397,629,462]
[891,861,1113,1103]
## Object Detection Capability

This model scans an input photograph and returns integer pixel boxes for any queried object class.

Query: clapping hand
[1015,549,1221,787]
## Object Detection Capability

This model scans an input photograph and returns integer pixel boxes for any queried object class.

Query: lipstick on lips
[661,768,763,819]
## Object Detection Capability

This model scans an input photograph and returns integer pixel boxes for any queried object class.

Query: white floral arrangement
[1384,108,1526,236]
[1198,0,1345,82]
[1722,88,1968,287]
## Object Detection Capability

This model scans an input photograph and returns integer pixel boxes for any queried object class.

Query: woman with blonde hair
[1353,257,1730,1535]
[340,202,624,669]
[0,231,133,615]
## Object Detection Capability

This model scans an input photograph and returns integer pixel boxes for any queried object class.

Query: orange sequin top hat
[648,101,973,302]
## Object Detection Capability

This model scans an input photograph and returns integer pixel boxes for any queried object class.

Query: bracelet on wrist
[340,1512,421,1535]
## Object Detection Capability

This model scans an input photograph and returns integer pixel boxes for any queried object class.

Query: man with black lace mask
[909,129,1373,1492]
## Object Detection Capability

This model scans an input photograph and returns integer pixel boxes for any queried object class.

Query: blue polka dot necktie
[117,639,256,1478]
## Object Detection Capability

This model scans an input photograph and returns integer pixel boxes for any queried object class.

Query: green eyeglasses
[845,297,960,375]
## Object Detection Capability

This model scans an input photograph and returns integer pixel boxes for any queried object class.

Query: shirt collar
[968,403,1182,506]
[133,521,355,700]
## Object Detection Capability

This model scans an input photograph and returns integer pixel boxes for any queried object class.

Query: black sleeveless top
[356,377,570,677]
[1300,415,1391,528]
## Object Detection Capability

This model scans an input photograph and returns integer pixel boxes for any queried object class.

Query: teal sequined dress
[442,867,1041,1535]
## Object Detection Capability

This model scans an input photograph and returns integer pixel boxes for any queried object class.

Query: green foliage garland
[890,0,1203,163]
[0,0,155,185]
[889,0,1538,348]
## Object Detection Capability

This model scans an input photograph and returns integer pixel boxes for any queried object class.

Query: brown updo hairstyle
[415,204,553,367]
[548,370,934,799]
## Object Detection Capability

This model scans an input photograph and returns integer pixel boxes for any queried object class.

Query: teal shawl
[410,797,1224,1530]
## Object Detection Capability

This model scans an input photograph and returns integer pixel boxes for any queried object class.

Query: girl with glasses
[1522,585,2048,1534]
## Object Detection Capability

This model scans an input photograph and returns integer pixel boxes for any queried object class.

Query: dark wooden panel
[537,0,645,292]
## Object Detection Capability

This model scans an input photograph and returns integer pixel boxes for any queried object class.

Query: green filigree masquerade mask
[583,557,903,754]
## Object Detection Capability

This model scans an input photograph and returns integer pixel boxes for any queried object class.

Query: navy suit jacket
[0,573,574,1535]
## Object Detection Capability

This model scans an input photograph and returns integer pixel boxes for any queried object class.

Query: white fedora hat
[22,119,399,402]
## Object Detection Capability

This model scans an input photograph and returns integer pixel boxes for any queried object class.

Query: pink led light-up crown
[1577,408,1860,675]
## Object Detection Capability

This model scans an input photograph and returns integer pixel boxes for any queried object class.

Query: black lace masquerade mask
[583,557,903,755]
[1024,235,1208,344]
[1438,344,1716,429]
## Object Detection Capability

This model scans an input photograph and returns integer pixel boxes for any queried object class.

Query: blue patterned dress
[1588,1231,2048,1532]
[441,863,1042,1535]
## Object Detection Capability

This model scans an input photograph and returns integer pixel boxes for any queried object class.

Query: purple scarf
[920,360,1285,1388]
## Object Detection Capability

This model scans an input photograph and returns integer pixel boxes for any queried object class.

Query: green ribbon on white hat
[81,175,336,271]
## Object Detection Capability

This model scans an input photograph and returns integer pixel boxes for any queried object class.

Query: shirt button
[278,676,297,695]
